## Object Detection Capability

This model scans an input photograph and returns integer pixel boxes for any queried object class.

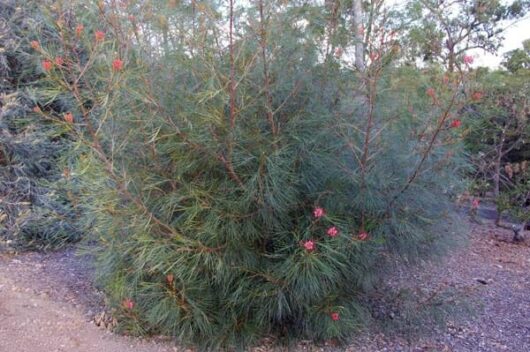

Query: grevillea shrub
[0,0,79,251]
[35,1,470,348]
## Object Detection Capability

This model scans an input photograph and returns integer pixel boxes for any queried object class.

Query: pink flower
[327,226,339,238]
[95,30,105,42]
[112,58,124,71]
[450,119,462,128]
[471,91,484,102]
[42,60,53,72]
[463,55,474,65]
[64,112,74,123]
[330,312,340,321]
[426,87,436,98]
[303,239,316,252]
[471,198,480,209]
[54,56,64,66]
[30,40,40,50]
[313,207,325,219]
[166,273,174,284]
[358,232,369,241]
[75,24,84,37]
[122,298,134,310]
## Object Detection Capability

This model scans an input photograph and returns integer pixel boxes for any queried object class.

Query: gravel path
[0,251,176,352]
[0,221,528,352]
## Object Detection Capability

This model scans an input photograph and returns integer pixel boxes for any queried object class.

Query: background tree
[464,48,530,233]
[402,0,530,71]
[503,38,530,72]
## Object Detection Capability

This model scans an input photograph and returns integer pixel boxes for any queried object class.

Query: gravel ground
[0,220,528,352]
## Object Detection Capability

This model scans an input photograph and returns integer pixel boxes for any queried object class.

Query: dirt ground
[0,220,528,352]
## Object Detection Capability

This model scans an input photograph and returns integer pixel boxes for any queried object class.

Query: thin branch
[258,0,277,136]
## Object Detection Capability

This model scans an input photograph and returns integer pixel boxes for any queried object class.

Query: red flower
[450,119,462,128]
[42,60,53,72]
[54,56,64,66]
[463,55,474,65]
[327,226,339,238]
[358,232,368,241]
[313,207,325,219]
[112,58,124,71]
[64,112,74,123]
[166,273,174,284]
[30,41,40,50]
[426,87,436,98]
[471,198,480,209]
[330,312,340,321]
[122,298,134,310]
[95,30,105,42]
[303,239,316,252]
[75,24,84,37]
[471,91,484,102]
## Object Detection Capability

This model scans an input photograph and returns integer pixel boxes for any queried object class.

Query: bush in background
[0,0,80,251]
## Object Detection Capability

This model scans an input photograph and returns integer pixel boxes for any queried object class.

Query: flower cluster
[327,226,338,238]
[471,91,484,102]
[450,119,462,128]
[302,207,370,252]
[463,55,474,65]
[303,239,315,252]
[42,60,53,71]
[64,112,74,123]
[95,30,105,42]
[358,232,368,241]
[122,298,134,310]
[112,58,124,71]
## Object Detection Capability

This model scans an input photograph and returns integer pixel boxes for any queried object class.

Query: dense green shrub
[0,0,80,251]
[463,62,530,227]
[34,0,470,348]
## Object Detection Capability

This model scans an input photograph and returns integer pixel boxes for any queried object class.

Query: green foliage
[0,0,80,251]
[34,0,471,348]
[463,62,530,204]
[503,39,530,73]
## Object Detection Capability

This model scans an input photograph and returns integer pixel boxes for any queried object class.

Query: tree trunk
[493,129,506,226]
[493,129,506,198]
[446,40,455,73]
[352,0,365,71]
